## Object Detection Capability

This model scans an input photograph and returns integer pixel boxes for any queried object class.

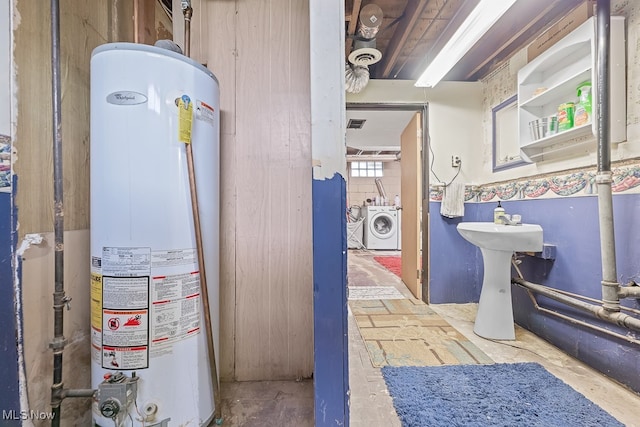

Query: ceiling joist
[376,0,428,78]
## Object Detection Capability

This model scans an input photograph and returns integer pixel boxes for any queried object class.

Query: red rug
[373,256,401,277]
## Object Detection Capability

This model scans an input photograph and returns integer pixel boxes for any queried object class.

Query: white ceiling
[346,109,415,151]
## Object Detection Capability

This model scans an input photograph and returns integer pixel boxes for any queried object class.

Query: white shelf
[521,123,592,150]
[517,16,626,162]
[519,68,591,109]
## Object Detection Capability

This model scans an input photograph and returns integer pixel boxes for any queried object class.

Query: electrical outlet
[452,155,461,168]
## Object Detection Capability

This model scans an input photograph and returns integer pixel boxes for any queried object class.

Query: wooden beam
[345,0,362,57]
[377,0,428,78]
[133,0,156,45]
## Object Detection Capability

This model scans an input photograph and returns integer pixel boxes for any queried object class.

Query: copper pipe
[182,3,222,424]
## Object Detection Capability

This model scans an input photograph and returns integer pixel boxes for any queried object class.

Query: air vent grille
[347,119,366,129]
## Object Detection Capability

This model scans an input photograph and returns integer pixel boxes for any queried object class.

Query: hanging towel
[440,182,466,218]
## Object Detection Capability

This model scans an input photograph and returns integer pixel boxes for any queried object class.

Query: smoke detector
[348,47,382,67]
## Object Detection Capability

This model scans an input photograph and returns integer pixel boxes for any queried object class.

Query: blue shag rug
[381,362,624,427]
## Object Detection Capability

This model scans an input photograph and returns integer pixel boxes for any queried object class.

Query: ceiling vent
[348,41,383,67]
[347,119,366,129]
[345,4,384,93]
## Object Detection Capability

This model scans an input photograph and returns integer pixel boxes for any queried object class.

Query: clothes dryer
[363,206,399,250]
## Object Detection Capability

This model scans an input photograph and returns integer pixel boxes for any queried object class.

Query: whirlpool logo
[106,91,148,105]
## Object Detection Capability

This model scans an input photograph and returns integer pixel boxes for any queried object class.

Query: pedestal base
[473,249,516,340]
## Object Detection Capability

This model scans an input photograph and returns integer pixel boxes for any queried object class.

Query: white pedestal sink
[457,222,543,340]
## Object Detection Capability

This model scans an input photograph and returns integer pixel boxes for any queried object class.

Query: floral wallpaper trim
[429,165,640,202]
[0,134,11,190]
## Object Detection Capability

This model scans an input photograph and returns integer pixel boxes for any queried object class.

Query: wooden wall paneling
[287,0,313,378]
[194,0,313,380]
[235,0,272,380]
[134,0,156,44]
[155,1,173,41]
[189,0,206,64]
[15,0,113,234]
[108,0,134,43]
[198,0,238,380]
[59,0,103,231]
[265,0,291,378]
[14,3,54,234]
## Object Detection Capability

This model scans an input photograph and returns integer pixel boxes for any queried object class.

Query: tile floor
[218,249,640,426]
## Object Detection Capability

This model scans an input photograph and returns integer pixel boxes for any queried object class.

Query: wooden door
[400,113,422,300]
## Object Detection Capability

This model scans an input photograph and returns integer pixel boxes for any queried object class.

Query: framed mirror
[492,94,526,171]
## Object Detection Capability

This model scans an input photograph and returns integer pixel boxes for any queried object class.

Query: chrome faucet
[498,214,521,226]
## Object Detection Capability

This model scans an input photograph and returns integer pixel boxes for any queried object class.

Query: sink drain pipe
[594,0,624,312]
[509,0,640,340]
[595,0,640,304]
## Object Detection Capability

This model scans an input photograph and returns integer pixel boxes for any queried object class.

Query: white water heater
[90,43,220,426]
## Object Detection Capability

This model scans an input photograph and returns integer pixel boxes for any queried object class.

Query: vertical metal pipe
[595,0,620,311]
[596,0,611,172]
[182,3,223,423]
[49,0,67,425]
[420,105,429,301]
[183,5,191,57]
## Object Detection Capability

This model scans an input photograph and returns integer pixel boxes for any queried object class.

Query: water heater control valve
[99,397,121,418]
[97,372,139,422]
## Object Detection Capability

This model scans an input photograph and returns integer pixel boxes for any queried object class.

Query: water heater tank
[90,43,220,426]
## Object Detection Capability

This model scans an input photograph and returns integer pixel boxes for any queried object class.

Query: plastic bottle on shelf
[574,81,592,126]
[557,102,575,131]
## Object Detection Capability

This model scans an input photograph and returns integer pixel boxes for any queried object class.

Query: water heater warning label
[103,309,149,347]
[102,247,151,276]
[103,346,148,370]
[103,276,149,309]
[101,274,150,370]
[150,272,201,353]
[151,248,196,268]
[195,100,215,126]
[91,273,103,363]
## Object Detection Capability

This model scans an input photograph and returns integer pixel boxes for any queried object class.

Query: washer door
[369,212,396,240]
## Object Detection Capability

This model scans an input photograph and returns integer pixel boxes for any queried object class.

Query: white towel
[440,182,465,218]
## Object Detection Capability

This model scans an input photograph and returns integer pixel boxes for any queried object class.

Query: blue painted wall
[0,190,20,416]
[429,193,640,392]
[312,174,349,426]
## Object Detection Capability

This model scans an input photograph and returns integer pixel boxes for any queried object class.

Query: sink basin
[457,222,543,252]
[456,221,544,340]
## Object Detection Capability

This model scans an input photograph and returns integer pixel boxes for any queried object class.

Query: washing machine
[363,206,399,250]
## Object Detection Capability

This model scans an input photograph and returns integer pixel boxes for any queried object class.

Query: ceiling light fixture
[414,0,518,88]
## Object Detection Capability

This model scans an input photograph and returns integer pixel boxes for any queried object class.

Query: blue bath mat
[381,362,623,427]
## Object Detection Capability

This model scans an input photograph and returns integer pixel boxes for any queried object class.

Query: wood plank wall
[14,0,133,234]
[190,0,313,381]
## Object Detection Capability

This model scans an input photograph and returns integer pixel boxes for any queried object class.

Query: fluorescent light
[415,0,518,88]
